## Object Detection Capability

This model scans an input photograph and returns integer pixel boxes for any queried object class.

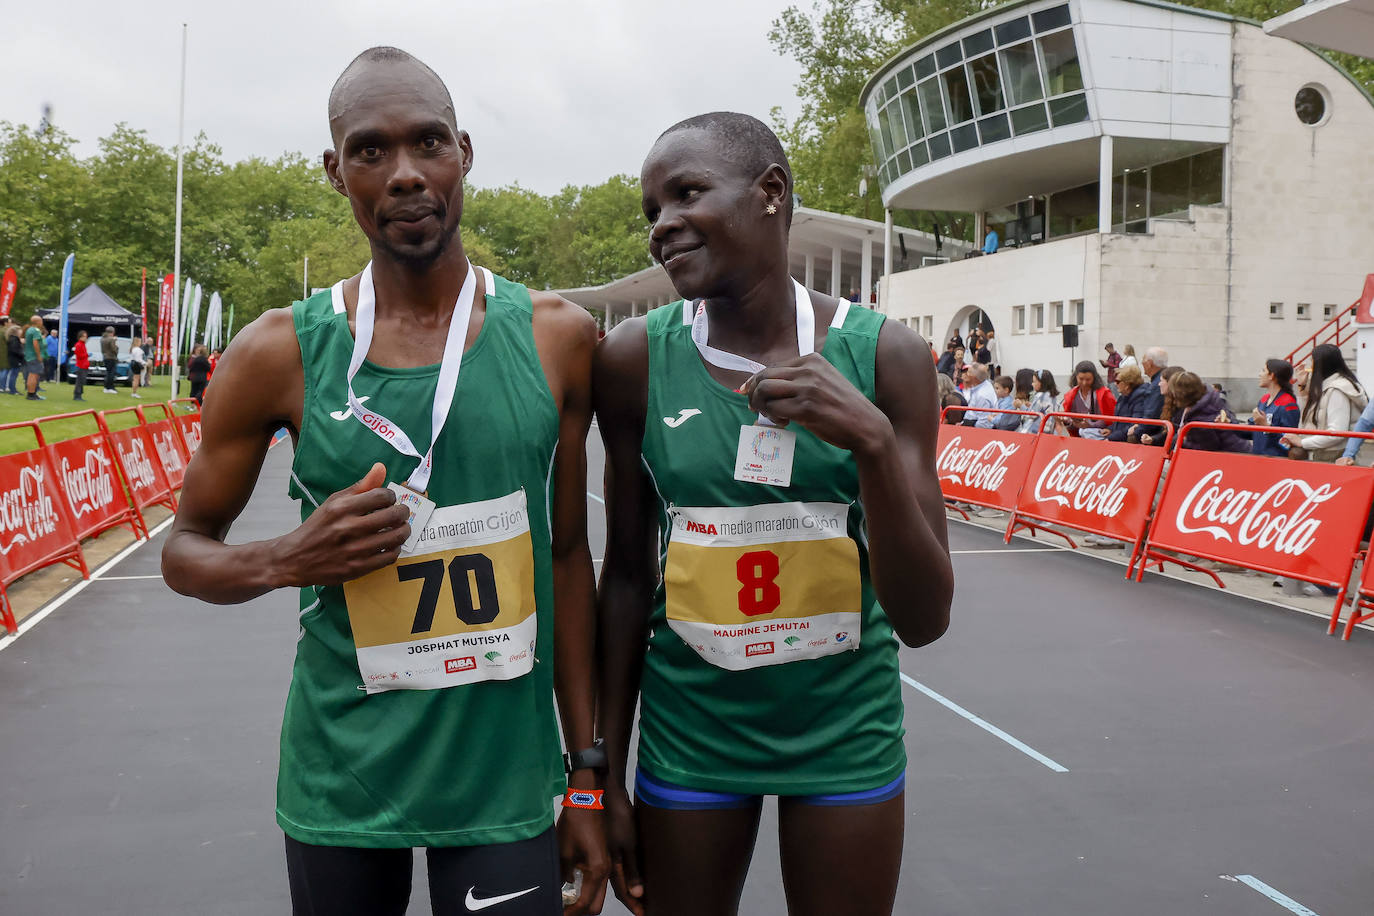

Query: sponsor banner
[143,419,188,489]
[343,491,537,693]
[1149,449,1374,584]
[935,425,1032,510]
[45,434,133,541]
[105,424,173,510]
[175,413,202,455]
[665,502,861,670]
[668,611,859,672]
[1015,436,1165,540]
[57,254,74,366]
[0,267,16,320]
[0,449,80,580]
[1363,551,1374,600]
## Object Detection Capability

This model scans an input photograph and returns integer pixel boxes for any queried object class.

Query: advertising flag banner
[1358,273,1373,324]
[0,268,17,320]
[57,254,74,365]
[140,268,148,341]
[157,274,174,367]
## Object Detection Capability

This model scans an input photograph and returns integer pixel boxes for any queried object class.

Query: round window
[1294,85,1328,126]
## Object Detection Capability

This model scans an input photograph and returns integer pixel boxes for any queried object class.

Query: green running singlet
[636,299,907,796]
[280,270,564,848]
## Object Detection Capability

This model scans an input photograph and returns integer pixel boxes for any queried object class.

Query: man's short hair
[328,46,456,138]
[656,112,794,227]
[1144,346,1168,367]
[967,364,989,383]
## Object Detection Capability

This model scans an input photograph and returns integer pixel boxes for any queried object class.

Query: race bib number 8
[344,490,538,693]
[665,502,861,671]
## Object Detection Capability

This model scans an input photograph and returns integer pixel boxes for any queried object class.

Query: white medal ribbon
[346,260,477,493]
[690,279,816,426]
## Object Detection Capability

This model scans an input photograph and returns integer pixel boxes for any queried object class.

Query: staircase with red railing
[1286,299,1359,369]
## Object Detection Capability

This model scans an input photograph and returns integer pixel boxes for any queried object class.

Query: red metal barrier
[98,407,178,517]
[1006,412,1173,570]
[0,421,89,634]
[1141,423,1374,637]
[1351,554,1374,641]
[37,411,148,542]
[135,402,189,491]
[168,397,202,457]
[935,408,1041,519]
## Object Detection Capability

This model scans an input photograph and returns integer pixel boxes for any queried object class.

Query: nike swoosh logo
[465,886,538,911]
[663,408,702,428]
[330,396,368,421]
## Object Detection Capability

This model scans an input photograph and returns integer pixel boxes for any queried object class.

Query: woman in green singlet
[594,113,954,916]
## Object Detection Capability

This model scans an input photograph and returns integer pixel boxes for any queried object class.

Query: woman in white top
[1283,343,1368,462]
[1119,344,1138,372]
[129,341,145,399]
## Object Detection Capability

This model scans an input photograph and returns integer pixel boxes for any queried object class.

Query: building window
[1071,299,1085,326]
[924,316,934,338]
[942,66,975,125]
[1295,85,1329,126]
[1000,42,1044,106]
[1031,303,1044,332]
[1051,301,1064,329]
[967,53,1005,116]
[1036,29,1082,97]
[1013,305,1027,333]
[1296,302,1310,320]
[1270,302,1284,319]
[1323,303,1338,320]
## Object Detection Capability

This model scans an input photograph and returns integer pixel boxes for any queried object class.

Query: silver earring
[765,204,778,215]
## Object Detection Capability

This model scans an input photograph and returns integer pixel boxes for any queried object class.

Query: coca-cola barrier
[37,411,149,542]
[136,403,190,491]
[0,422,89,635]
[1006,412,1173,570]
[97,407,178,519]
[168,398,202,457]
[935,408,1040,516]
[1352,559,1374,641]
[1138,423,1374,639]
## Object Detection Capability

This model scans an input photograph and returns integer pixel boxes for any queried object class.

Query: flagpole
[170,23,187,398]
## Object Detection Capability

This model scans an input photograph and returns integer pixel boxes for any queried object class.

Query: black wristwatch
[563,738,608,774]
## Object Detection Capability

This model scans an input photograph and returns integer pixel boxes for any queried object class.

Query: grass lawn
[0,372,197,455]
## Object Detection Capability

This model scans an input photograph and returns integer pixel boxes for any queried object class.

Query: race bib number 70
[343,489,538,693]
[665,502,861,671]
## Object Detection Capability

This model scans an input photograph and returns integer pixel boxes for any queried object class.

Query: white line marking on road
[900,672,1069,773]
[950,548,1060,555]
[96,575,165,581]
[1230,875,1321,915]
[0,517,176,654]
[586,491,605,504]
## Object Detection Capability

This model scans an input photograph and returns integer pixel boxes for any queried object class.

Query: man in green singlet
[595,113,954,916]
[162,47,608,916]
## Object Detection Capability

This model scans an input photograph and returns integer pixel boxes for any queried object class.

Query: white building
[861,0,1374,402]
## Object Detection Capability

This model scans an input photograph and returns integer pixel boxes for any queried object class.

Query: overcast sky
[1,0,804,195]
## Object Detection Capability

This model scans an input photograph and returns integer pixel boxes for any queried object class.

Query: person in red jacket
[1061,360,1116,438]
[71,330,90,402]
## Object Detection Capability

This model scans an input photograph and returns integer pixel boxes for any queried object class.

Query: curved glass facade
[866,4,1090,188]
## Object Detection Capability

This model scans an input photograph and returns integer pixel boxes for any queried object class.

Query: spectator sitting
[1167,371,1250,452]
[1225,359,1300,457]
[1282,343,1369,462]
[1137,366,1183,446]
[991,375,1020,431]
[1019,368,1059,434]
[1061,360,1117,439]
[936,372,967,424]
[963,364,999,428]
[1107,365,1153,441]
[1335,396,1374,467]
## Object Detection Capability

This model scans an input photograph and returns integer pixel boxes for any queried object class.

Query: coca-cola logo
[0,464,60,554]
[151,428,185,474]
[1174,469,1338,555]
[117,437,157,491]
[182,420,202,453]
[1033,449,1143,518]
[60,447,116,517]
[936,436,1020,491]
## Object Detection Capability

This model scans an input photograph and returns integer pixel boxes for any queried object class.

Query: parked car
[62,337,134,385]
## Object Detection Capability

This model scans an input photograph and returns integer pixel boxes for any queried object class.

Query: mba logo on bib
[344,490,538,693]
[664,501,861,670]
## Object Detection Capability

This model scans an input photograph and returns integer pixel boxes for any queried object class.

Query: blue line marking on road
[586,492,605,504]
[899,673,1069,773]
[1234,876,1321,915]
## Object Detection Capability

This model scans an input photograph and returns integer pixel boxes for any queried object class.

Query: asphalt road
[2,435,1372,915]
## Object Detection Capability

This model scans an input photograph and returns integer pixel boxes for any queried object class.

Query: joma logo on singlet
[683,520,718,535]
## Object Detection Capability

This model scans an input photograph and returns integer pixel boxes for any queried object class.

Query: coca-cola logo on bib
[1173,469,1338,555]
[936,436,1020,491]
[117,438,157,490]
[1032,450,1143,518]
[61,447,117,517]
[0,465,60,554]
